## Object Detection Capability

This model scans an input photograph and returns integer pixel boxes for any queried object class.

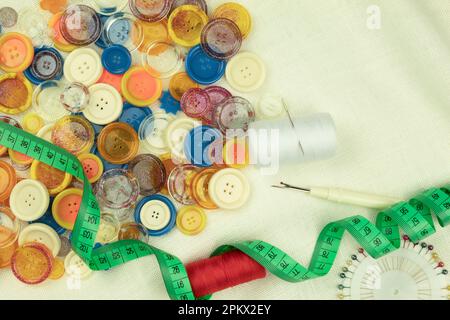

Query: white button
[226,52,266,93]
[64,48,103,86]
[208,168,250,210]
[165,117,200,160]
[10,179,49,222]
[18,223,61,257]
[34,82,70,122]
[36,124,54,142]
[140,200,171,231]
[140,113,175,156]
[257,93,285,119]
[64,251,92,279]
[83,84,123,125]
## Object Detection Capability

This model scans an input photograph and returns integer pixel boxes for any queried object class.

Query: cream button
[257,93,285,119]
[83,83,123,125]
[10,179,49,221]
[64,250,92,279]
[165,117,200,160]
[18,223,61,257]
[208,168,250,210]
[36,124,54,142]
[225,52,266,93]
[140,200,171,231]
[64,48,103,86]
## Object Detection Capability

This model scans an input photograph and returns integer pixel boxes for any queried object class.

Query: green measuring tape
[1,121,449,299]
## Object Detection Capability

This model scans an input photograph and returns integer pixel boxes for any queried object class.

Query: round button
[257,93,285,119]
[186,45,226,85]
[18,223,61,257]
[32,80,70,122]
[22,113,44,134]
[64,48,103,86]
[0,32,34,73]
[11,242,53,285]
[30,160,72,196]
[142,41,182,79]
[176,206,206,236]
[102,45,132,75]
[165,117,200,160]
[52,116,95,155]
[95,169,139,209]
[191,168,218,210]
[122,66,162,107]
[128,154,166,196]
[0,73,32,115]
[135,195,176,236]
[103,13,144,52]
[223,138,249,169]
[213,2,252,39]
[64,250,92,279]
[169,72,199,101]
[136,19,170,52]
[0,160,16,202]
[201,18,242,60]
[213,96,255,134]
[168,5,208,47]
[52,188,82,230]
[36,124,55,142]
[118,222,148,242]
[0,7,18,28]
[83,83,123,125]
[171,0,207,13]
[91,0,129,16]
[60,82,90,114]
[24,47,64,85]
[203,86,232,125]
[208,168,250,210]
[98,122,139,164]
[119,103,153,133]
[167,164,201,205]
[78,153,104,184]
[10,179,49,222]
[49,12,78,52]
[184,125,222,167]
[130,0,172,23]
[60,5,102,45]
[97,69,123,95]
[180,88,211,119]
[48,258,65,280]
[226,52,266,93]
[96,212,120,244]
[8,149,33,171]
[138,113,175,156]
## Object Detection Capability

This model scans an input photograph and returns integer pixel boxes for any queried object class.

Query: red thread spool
[186,250,267,298]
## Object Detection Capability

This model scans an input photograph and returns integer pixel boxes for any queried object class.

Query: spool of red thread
[185,250,267,298]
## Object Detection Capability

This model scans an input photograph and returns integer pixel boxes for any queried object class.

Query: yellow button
[0,32,34,73]
[48,257,65,280]
[168,5,208,47]
[223,137,249,169]
[191,168,219,210]
[97,123,139,165]
[136,19,171,52]
[30,160,72,196]
[0,73,32,115]
[176,206,207,236]
[169,72,199,101]
[77,153,103,184]
[8,149,33,169]
[52,116,95,155]
[213,2,252,39]
[22,113,44,134]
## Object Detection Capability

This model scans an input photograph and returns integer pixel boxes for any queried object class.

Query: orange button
[0,206,20,268]
[52,116,95,155]
[0,33,34,73]
[49,12,78,52]
[169,72,199,101]
[122,66,162,107]
[30,160,72,195]
[40,0,68,14]
[0,161,16,202]
[97,69,123,96]
[11,242,53,285]
[191,168,219,210]
[8,149,33,170]
[52,188,82,230]
[97,123,139,165]
[0,73,32,115]
[78,153,103,183]
[136,19,171,52]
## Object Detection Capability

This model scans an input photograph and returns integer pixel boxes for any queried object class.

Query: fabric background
[0,0,449,300]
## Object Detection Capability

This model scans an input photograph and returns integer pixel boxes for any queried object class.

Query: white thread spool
[248,113,337,165]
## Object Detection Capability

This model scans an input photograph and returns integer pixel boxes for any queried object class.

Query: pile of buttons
[0,0,267,285]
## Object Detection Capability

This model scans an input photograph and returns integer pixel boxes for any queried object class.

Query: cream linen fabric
[0,0,449,300]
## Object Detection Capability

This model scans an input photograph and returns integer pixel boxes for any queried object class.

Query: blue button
[31,199,66,235]
[184,125,222,167]
[24,47,63,85]
[186,45,226,85]
[105,15,131,46]
[101,45,132,75]
[95,14,110,49]
[119,103,153,133]
[134,195,177,237]
[160,91,181,115]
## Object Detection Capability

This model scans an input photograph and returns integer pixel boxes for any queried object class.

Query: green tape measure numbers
[1,122,449,299]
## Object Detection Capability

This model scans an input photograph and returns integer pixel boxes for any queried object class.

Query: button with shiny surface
[168,5,208,47]
[98,122,139,164]
[0,73,32,115]
[128,154,166,196]
[30,160,72,195]
[176,205,206,235]
[185,45,226,85]
[11,242,53,285]
[52,115,95,155]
